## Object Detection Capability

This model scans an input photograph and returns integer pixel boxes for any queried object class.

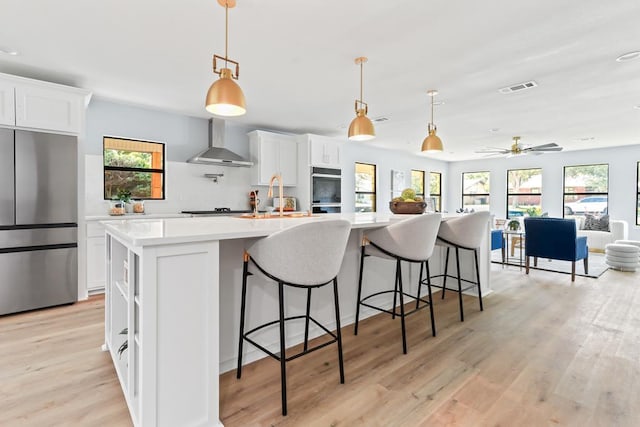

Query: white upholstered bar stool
[354,213,442,354]
[236,219,351,416]
[435,211,490,322]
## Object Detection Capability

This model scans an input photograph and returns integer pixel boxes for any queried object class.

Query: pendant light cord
[359,61,364,105]
[224,4,229,67]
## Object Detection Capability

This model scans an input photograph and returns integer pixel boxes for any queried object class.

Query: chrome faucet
[267,173,284,217]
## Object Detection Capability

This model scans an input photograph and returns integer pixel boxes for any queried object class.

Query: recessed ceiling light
[489,128,500,132]
[575,137,595,142]
[615,51,640,62]
[634,105,640,110]
[0,46,18,56]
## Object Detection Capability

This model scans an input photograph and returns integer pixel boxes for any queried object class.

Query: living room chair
[524,217,588,282]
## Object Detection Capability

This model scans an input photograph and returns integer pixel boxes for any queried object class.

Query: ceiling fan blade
[532,146,563,152]
[475,147,509,153]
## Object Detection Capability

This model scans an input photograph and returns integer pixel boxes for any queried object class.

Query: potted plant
[507,219,521,231]
[117,189,132,213]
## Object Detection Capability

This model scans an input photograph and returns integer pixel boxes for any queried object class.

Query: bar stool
[435,211,490,322]
[354,213,442,354]
[236,219,351,416]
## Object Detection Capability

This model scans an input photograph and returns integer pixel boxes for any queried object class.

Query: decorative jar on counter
[132,200,145,214]
[108,200,126,216]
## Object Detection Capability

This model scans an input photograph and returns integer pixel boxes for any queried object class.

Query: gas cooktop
[181,208,251,215]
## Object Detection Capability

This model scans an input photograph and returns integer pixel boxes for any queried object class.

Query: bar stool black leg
[396,259,408,354]
[236,258,249,379]
[392,263,399,319]
[425,261,436,337]
[474,249,483,311]
[278,282,287,416]
[455,247,464,322]
[304,288,312,351]
[333,278,345,383]
[354,244,366,335]
[442,247,450,299]
[416,261,424,310]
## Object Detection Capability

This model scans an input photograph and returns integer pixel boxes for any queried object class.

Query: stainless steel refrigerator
[0,128,77,316]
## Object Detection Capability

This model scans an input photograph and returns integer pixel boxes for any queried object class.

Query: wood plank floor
[2,264,639,426]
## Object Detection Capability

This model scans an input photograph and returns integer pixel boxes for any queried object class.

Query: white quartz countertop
[102,213,408,247]
[86,213,190,221]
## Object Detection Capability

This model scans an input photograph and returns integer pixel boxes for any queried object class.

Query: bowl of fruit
[389,188,427,214]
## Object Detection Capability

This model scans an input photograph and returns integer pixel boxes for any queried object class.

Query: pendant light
[205,0,246,117]
[421,90,444,152]
[348,57,375,141]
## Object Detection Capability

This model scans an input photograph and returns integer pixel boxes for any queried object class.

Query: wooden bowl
[389,201,426,214]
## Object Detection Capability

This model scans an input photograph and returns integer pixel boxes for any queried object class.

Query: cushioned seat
[236,219,351,416]
[354,213,442,354]
[605,242,640,271]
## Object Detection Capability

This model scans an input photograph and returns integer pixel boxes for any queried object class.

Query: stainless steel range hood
[187,118,253,167]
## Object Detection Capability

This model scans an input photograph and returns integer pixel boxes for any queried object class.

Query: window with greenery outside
[462,171,490,211]
[563,164,608,218]
[411,170,425,197]
[430,172,442,212]
[355,162,376,212]
[104,137,165,200]
[507,168,542,218]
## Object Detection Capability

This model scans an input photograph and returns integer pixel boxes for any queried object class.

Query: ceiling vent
[498,80,538,94]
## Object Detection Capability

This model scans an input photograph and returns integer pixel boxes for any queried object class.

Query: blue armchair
[524,217,588,281]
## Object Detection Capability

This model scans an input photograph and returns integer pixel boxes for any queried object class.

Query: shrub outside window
[430,172,442,212]
[355,162,376,212]
[411,170,425,197]
[104,136,165,200]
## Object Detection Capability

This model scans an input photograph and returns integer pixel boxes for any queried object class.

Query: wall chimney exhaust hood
[187,118,253,167]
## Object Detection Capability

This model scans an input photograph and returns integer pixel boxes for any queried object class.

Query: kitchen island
[102,213,490,427]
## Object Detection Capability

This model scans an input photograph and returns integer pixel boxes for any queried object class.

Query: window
[507,168,542,218]
[104,136,165,200]
[637,162,639,225]
[462,171,490,211]
[563,164,608,218]
[429,172,442,212]
[411,170,425,197]
[355,162,376,212]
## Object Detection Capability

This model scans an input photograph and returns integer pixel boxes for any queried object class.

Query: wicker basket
[389,201,426,214]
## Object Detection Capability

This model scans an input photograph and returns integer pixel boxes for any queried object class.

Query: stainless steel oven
[311,167,342,213]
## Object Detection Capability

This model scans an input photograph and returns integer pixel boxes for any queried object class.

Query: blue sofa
[524,217,589,281]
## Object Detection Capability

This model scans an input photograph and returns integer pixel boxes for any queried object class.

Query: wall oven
[311,167,342,213]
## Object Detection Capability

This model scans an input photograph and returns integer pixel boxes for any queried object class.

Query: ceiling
[2,0,640,161]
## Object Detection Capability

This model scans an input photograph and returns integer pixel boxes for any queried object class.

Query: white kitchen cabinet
[86,222,106,293]
[248,130,298,186]
[308,134,342,168]
[0,72,89,134]
[0,80,15,126]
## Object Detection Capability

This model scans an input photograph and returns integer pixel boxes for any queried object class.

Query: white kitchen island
[102,213,490,427]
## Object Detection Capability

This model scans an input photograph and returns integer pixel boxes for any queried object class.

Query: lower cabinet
[86,222,106,293]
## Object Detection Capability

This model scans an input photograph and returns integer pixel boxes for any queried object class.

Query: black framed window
[411,170,425,197]
[507,168,542,218]
[355,162,376,212]
[462,171,490,211]
[429,172,442,212]
[103,136,165,200]
[563,164,608,218]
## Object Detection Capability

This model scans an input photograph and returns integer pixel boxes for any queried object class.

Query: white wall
[447,145,640,240]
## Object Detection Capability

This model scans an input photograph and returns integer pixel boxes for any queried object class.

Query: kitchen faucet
[267,173,284,217]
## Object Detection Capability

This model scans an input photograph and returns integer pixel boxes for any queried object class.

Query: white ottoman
[605,242,640,271]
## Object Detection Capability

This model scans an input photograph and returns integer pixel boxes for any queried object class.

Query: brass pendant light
[205,0,246,117]
[421,90,443,152]
[348,57,375,141]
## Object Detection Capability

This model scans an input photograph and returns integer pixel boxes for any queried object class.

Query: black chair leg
[278,282,287,416]
[236,258,249,379]
[303,288,312,351]
[415,261,424,310]
[584,255,589,275]
[455,247,464,322]
[474,249,483,312]
[442,247,450,299]
[354,244,366,335]
[396,259,407,354]
[425,261,436,337]
[392,264,399,319]
[333,278,345,384]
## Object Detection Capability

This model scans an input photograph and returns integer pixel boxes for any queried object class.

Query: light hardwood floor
[1,264,639,426]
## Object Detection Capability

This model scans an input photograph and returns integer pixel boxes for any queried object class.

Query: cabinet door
[310,138,327,166]
[258,136,279,185]
[280,139,298,186]
[15,84,81,133]
[0,81,15,126]
[87,236,106,291]
[326,140,341,167]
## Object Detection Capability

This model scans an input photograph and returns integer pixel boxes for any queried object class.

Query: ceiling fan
[476,136,563,156]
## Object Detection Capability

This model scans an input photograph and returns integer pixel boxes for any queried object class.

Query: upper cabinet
[0,72,91,134]
[0,81,15,126]
[248,130,298,186]
[306,134,343,169]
